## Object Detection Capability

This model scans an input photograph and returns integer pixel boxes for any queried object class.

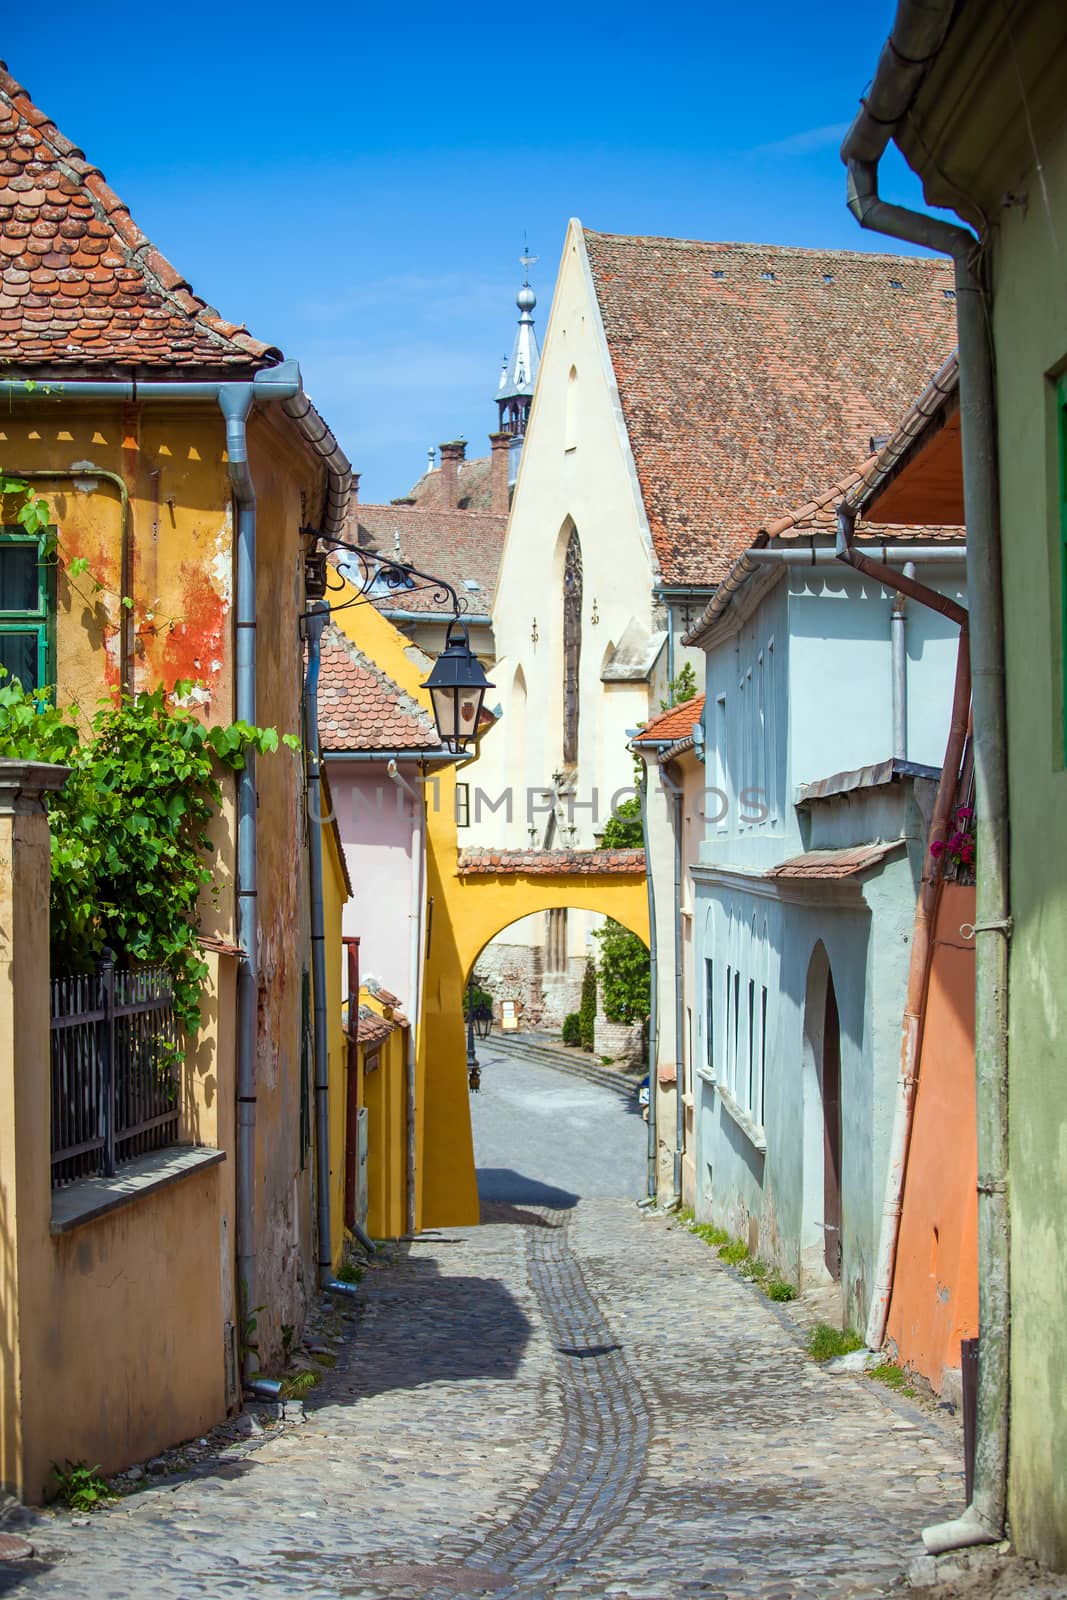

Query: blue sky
[3,2,930,502]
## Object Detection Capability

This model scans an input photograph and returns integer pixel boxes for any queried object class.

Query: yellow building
[0,67,349,1500]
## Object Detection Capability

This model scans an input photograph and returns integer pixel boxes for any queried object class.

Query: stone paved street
[5,1051,965,1599]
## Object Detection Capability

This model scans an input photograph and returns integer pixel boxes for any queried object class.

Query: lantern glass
[423,619,494,753]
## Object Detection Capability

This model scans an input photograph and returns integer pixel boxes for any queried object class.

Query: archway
[464,903,651,1217]
[800,941,842,1288]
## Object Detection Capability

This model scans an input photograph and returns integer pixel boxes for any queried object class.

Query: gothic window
[563,526,582,766]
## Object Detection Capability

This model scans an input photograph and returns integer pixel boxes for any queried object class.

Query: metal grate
[50,954,181,1187]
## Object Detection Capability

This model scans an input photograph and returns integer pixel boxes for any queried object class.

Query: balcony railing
[50,954,181,1187]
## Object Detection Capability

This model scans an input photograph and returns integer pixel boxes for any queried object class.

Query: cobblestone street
[4,1053,966,1599]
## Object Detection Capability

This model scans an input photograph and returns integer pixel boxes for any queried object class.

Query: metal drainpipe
[891,564,915,761]
[842,8,1011,1546]
[658,762,686,1205]
[386,758,424,1235]
[302,599,336,1290]
[637,758,658,1201]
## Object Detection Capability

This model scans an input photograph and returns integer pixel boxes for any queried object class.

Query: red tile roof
[318,625,441,753]
[0,63,279,374]
[633,694,705,744]
[457,848,645,876]
[406,455,493,512]
[342,500,506,617]
[582,230,959,586]
[766,842,905,879]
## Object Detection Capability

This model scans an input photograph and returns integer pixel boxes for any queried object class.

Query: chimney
[439,439,466,510]
[350,472,360,505]
[489,431,511,516]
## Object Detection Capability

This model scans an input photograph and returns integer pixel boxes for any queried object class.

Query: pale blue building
[685,515,966,1331]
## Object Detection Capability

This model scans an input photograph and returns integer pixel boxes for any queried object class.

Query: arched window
[563,526,582,765]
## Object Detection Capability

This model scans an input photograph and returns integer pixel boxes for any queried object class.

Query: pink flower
[930,839,946,858]
[956,806,975,822]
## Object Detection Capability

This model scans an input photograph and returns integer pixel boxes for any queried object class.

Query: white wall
[468,221,660,853]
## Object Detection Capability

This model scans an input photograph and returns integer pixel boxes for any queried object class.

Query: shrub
[562,1013,582,1046]
[767,1278,798,1302]
[579,959,597,1052]
[808,1324,864,1362]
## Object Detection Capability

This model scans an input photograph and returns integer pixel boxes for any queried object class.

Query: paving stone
[1,1196,968,1599]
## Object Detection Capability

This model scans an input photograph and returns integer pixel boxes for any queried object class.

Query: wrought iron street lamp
[422,618,494,755]
[302,530,493,755]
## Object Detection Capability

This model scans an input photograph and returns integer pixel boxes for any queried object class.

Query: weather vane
[520,233,538,284]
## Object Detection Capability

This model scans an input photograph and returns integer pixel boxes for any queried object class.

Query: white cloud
[754,122,851,158]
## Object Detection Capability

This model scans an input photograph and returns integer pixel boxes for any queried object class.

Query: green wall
[992,116,1067,1570]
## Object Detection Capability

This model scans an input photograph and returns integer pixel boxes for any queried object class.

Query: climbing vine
[0,677,297,1031]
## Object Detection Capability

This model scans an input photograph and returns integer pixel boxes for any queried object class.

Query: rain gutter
[841,2,1010,1551]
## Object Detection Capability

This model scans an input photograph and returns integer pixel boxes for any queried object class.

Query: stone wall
[473,942,584,1033]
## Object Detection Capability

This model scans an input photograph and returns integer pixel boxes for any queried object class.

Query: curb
[484,1033,642,1100]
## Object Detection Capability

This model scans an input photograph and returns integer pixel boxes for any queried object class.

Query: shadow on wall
[476,1168,580,1209]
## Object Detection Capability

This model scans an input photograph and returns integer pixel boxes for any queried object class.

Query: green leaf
[68,556,90,579]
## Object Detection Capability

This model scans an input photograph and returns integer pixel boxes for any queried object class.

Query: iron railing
[50,953,181,1187]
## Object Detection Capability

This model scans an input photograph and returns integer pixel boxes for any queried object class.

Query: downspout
[891,564,914,760]
[216,382,270,1384]
[838,511,971,1357]
[301,599,335,1292]
[842,14,1010,1545]
[658,762,686,1205]
[386,758,423,1235]
[637,758,658,1201]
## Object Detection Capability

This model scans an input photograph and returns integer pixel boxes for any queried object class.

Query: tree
[599,795,644,849]
[592,918,650,1026]
[578,958,597,1052]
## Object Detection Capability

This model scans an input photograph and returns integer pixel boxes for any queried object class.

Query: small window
[705,957,714,1073]
[888,278,903,289]
[712,269,726,280]
[761,270,776,282]
[943,288,956,300]
[0,524,54,692]
[455,781,471,828]
[760,985,768,1127]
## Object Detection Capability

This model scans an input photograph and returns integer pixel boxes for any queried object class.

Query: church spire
[495,246,540,437]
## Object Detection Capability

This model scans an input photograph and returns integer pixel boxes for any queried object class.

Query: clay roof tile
[582,229,959,585]
[0,61,281,375]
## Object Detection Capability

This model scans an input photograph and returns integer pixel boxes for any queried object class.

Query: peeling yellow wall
[0,397,326,1493]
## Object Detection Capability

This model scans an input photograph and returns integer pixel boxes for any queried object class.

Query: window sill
[51,1145,226,1235]
[713,1081,767,1155]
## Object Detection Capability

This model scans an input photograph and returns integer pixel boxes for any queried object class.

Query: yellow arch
[454,873,649,980]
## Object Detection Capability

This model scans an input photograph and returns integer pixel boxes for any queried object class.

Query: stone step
[483,1032,643,1100]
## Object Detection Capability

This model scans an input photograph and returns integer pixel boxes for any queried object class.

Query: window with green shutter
[0,524,53,692]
